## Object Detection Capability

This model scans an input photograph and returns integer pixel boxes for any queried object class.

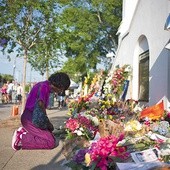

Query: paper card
[130,148,160,163]
[116,162,165,170]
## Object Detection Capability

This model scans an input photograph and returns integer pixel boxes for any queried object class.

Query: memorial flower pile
[103,65,131,99]
[66,134,129,170]
[111,65,131,97]
[62,65,170,169]
[68,100,79,115]
[97,98,141,122]
[65,113,99,140]
[67,92,95,116]
[150,121,170,136]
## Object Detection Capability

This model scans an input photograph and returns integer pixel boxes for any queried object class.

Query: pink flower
[88,135,129,169]
[97,158,108,170]
[65,118,79,132]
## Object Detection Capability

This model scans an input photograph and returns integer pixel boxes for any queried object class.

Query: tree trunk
[21,49,28,113]
[46,66,49,79]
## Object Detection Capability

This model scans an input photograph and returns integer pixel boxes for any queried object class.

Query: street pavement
[0,103,70,170]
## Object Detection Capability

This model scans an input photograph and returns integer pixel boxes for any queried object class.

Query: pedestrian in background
[57,91,66,109]
[12,72,70,150]
[6,80,14,103]
[16,83,23,105]
[1,83,8,103]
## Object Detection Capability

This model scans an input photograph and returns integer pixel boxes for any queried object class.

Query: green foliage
[0,0,61,106]
[58,0,122,71]
[0,0,122,81]
[60,57,86,82]
[0,74,13,83]
[0,0,60,74]
[25,83,31,93]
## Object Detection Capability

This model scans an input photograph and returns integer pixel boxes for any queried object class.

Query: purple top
[25,80,51,111]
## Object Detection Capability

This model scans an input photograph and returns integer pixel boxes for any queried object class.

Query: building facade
[113,0,170,109]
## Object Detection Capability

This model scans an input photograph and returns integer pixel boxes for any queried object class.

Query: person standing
[1,83,8,103]
[6,80,14,103]
[12,72,70,150]
[57,91,66,109]
[16,83,23,105]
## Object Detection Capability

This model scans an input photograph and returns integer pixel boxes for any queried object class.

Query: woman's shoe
[11,127,26,151]
[12,130,22,151]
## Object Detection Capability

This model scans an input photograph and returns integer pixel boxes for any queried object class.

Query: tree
[0,0,59,110]
[28,37,63,79]
[60,57,86,82]
[0,0,122,108]
[58,0,122,73]
[0,74,13,84]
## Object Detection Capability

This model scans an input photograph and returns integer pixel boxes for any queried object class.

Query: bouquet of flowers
[68,100,79,116]
[98,98,141,122]
[65,134,129,170]
[86,134,129,170]
[67,92,95,116]
[103,65,131,99]
[65,113,99,141]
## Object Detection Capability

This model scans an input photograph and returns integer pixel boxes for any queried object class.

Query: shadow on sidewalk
[31,148,65,170]
[0,103,13,108]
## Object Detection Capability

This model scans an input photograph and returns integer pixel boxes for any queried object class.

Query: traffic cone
[11,105,19,116]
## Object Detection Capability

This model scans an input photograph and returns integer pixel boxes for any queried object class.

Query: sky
[0,52,45,83]
[0,50,108,83]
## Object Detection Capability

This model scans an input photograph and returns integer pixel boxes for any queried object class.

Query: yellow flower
[101,105,105,109]
[124,120,142,132]
[108,115,112,120]
[67,112,72,116]
[84,153,91,166]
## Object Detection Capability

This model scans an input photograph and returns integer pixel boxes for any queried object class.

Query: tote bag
[32,85,50,130]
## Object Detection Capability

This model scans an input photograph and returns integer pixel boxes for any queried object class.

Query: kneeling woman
[12,72,70,150]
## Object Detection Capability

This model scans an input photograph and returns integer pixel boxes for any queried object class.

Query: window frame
[138,50,149,102]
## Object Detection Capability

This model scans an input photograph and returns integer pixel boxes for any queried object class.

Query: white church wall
[114,0,170,109]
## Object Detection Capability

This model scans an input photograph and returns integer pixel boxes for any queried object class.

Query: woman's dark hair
[48,72,70,90]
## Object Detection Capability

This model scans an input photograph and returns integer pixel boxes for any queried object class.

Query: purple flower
[73,149,87,164]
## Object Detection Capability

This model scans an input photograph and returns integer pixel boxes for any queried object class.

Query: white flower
[92,116,99,126]
[117,139,126,146]
[79,127,84,131]
[124,124,133,131]
[80,111,86,116]
[133,105,142,112]
[74,129,83,136]
[124,65,131,72]
[85,114,92,120]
